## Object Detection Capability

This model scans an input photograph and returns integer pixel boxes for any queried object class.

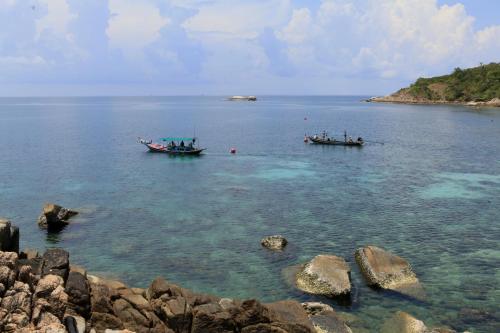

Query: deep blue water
[0,96,499,332]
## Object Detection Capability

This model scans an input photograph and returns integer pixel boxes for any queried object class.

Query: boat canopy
[160,137,196,142]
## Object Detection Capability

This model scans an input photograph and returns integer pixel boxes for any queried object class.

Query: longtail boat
[138,137,206,155]
[308,131,364,146]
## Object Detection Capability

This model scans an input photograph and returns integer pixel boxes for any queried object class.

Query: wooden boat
[139,137,206,155]
[308,131,364,146]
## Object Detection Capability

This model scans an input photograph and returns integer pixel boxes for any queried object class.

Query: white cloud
[0,55,46,65]
[0,0,18,7]
[182,0,292,39]
[35,0,77,40]
[106,0,170,54]
[272,0,500,80]
[276,8,316,44]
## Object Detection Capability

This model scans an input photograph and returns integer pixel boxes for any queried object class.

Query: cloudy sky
[0,0,499,96]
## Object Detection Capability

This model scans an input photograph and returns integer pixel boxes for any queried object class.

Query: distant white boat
[228,95,257,101]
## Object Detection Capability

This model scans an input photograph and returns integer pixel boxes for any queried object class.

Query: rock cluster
[37,203,78,230]
[0,245,321,333]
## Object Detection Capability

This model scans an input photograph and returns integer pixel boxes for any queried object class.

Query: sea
[0,96,499,332]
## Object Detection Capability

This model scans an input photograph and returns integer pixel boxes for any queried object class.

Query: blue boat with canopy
[138,137,206,155]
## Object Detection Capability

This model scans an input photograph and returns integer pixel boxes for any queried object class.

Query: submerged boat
[308,131,364,146]
[228,95,257,101]
[138,137,206,155]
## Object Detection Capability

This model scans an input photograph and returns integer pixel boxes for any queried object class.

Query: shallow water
[0,96,499,332]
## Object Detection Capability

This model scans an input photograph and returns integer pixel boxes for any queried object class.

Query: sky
[0,0,499,96]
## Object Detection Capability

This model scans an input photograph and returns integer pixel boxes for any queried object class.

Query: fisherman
[171,141,176,147]
[180,140,185,147]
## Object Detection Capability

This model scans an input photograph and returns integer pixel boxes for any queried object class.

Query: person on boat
[188,141,193,148]
[348,136,353,143]
[171,141,176,147]
[357,137,363,142]
[180,140,185,147]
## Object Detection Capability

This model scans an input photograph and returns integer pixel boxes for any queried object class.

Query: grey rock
[355,246,425,300]
[296,255,351,297]
[42,248,70,280]
[0,219,19,253]
[37,203,77,230]
[261,235,288,250]
[65,271,91,318]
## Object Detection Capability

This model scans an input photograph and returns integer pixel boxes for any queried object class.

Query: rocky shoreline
[1,209,475,333]
[366,96,500,108]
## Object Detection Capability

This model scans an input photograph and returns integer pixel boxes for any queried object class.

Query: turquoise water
[0,97,499,332]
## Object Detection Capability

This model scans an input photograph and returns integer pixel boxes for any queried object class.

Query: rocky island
[369,63,500,107]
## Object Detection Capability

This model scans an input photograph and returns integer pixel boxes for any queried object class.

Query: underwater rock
[261,235,288,250]
[37,203,78,230]
[380,311,428,333]
[296,255,351,298]
[309,311,352,333]
[355,246,425,300]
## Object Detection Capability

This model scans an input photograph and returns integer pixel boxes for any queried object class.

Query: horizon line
[0,94,377,98]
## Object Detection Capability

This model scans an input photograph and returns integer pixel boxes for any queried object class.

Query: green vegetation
[405,63,500,102]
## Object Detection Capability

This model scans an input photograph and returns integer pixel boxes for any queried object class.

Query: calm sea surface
[0,96,499,332]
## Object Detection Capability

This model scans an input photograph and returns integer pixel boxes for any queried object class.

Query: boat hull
[308,137,364,146]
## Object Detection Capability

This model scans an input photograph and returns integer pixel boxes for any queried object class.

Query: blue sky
[0,0,499,96]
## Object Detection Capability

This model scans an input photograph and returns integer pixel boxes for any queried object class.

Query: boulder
[354,246,425,300]
[309,310,352,333]
[0,266,17,291]
[261,235,288,250]
[90,283,114,314]
[42,249,70,280]
[380,311,428,333]
[112,298,150,333]
[191,302,236,333]
[65,271,91,318]
[241,323,289,332]
[147,277,183,300]
[265,300,316,333]
[1,281,32,316]
[296,255,351,297]
[0,251,18,269]
[1,312,31,332]
[90,312,123,332]
[37,203,78,230]
[156,296,192,332]
[0,219,19,253]
[230,299,271,328]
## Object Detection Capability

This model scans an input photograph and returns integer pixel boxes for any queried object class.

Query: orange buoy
[230,147,237,154]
